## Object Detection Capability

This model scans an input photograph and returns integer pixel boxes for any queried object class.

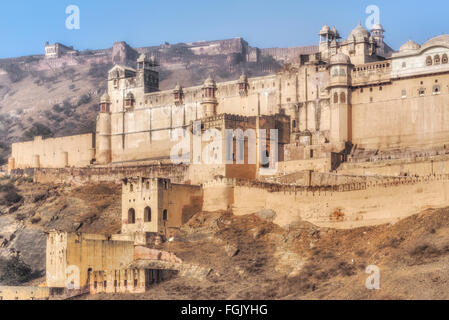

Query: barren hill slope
[2,177,447,299]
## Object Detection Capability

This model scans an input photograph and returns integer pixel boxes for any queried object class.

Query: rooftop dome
[100,93,110,103]
[329,52,351,65]
[320,24,330,35]
[348,22,370,40]
[399,40,421,52]
[203,75,216,87]
[371,23,384,31]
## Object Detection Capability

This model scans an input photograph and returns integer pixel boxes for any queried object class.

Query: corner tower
[96,93,112,164]
[328,53,352,152]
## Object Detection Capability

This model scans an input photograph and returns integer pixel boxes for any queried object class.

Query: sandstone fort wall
[11,134,95,170]
[201,175,449,229]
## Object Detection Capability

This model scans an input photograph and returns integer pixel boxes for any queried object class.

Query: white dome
[348,23,370,40]
[100,93,110,103]
[399,40,420,52]
[320,24,330,35]
[203,75,216,87]
[371,24,384,31]
[330,53,351,65]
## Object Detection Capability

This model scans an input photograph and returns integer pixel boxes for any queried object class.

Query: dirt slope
[2,178,449,299]
[84,207,449,300]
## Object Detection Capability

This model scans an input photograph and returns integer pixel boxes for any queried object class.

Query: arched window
[443,54,448,64]
[340,92,346,104]
[145,181,150,190]
[426,56,433,66]
[129,184,133,192]
[434,55,441,65]
[339,68,346,76]
[144,207,151,222]
[163,210,168,221]
[292,120,296,129]
[128,208,135,224]
[333,92,339,103]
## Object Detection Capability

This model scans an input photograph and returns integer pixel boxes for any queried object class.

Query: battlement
[202,176,236,188]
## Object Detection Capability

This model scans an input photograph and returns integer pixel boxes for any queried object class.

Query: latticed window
[426,56,433,66]
[340,92,346,104]
[333,92,339,103]
[434,55,441,64]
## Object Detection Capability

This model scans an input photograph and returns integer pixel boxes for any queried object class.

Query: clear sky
[0,0,448,59]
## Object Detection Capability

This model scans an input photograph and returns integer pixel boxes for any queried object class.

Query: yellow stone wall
[10,134,95,170]
[46,232,134,288]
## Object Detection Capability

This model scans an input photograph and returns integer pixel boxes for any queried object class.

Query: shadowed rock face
[11,229,46,272]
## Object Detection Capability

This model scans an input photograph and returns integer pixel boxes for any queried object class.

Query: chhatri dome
[203,75,216,87]
[330,52,351,65]
[399,40,421,52]
[371,23,385,31]
[100,93,110,103]
[348,22,370,40]
[320,24,331,35]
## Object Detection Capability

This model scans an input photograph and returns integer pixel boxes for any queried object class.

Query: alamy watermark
[365,265,380,290]
[169,121,279,175]
[365,5,380,30]
[66,5,80,30]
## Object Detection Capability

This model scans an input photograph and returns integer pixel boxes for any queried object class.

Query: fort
[5,22,449,299]
[10,20,449,225]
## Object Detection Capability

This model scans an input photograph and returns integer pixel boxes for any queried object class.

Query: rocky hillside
[86,207,449,300]
[0,176,121,285]
[2,176,449,299]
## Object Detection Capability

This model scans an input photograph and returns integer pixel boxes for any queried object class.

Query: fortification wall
[338,155,449,177]
[205,175,449,229]
[0,286,50,300]
[202,177,235,212]
[10,134,95,170]
[32,164,190,185]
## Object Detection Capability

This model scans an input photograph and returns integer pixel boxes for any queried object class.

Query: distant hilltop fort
[35,38,318,71]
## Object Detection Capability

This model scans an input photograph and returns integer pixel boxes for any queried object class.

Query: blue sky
[0,0,448,58]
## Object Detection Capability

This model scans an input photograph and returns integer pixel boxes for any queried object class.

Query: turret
[319,25,341,60]
[371,24,385,55]
[136,53,159,93]
[96,93,112,164]
[238,73,249,96]
[173,83,184,106]
[201,76,218,117]
[328,53,351,151]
